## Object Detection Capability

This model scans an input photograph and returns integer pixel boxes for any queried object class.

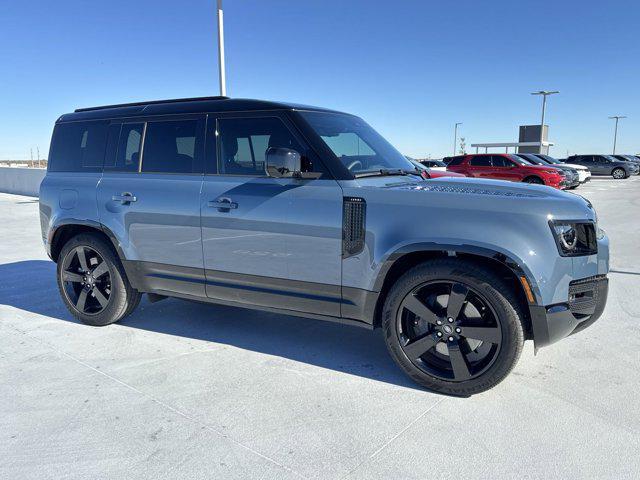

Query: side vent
[343,197,366,258]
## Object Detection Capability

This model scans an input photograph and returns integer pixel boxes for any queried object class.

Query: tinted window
[142,119,203,174]
[217,117,303,176]
[104,123,144,172]
[469,155,492,166]
[48,121,108,172]
[447,156,466,166]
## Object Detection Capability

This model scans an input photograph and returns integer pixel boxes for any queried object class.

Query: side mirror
[266,147,301,178]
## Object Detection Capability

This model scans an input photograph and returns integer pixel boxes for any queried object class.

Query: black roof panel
[58,97,343,122]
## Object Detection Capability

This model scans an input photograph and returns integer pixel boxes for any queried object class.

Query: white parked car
[535,154,591,183]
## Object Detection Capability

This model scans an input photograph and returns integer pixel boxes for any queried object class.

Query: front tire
[382,259,525,396]
[523,176,544,185]
[57,233,141,326]
[612,168,627,179]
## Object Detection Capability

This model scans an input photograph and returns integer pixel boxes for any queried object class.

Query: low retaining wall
[0,167,46,197]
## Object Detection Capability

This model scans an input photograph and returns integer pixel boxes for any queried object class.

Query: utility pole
[531,90,559,154]
[30,148,33,168]
[453,122,462,156]
[608,116,627,155]
[37,147,40,168]
[216,0,227,96]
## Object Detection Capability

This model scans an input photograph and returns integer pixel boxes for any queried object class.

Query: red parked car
[446,154,566,189]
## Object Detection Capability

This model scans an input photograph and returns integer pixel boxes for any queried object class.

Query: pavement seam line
[340,397,446,479]
[5,324,309,480]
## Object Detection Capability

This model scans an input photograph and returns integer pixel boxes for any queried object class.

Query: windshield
[300,111,415,175]
[604,155,618,162]
[537,154,560,164]
[509,154,530,165]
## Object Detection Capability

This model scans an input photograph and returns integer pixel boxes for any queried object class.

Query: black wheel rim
[396,280,502,382]
[61,246,112,315]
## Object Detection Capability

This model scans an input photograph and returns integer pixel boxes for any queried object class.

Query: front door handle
[112,193,137,204]
[208,197,238,211]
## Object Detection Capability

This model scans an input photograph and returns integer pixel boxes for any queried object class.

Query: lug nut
[448,336,454,342]
[436,320,443,325]
[437,332,443,337]
[455,327,461,333]
[448,317,454,323]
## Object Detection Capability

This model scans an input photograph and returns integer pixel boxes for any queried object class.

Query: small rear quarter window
[48,121,108,172]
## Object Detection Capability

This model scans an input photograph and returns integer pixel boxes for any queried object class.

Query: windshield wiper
[355,168,422,178]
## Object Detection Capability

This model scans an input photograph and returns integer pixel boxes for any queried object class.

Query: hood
[350,175,566,198]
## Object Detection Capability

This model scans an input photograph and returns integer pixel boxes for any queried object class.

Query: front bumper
[530,275,608,350]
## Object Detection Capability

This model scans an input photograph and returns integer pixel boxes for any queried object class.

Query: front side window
[300,111,414,176]
[142,119,203,174]
[48,121,108,172]
[217,117,303,176]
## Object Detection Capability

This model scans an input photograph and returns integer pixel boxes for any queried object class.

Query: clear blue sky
[1,0,638,159]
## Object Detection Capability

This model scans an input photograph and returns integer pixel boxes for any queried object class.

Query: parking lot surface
[1,178,639,479]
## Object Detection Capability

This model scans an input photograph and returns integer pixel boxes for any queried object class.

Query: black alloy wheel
[60,245,112,315]
[397,280,502,382]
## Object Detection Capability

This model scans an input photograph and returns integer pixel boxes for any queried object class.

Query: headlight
[549,221,598,256]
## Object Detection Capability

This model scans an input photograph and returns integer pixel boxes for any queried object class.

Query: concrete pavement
[1,178,639,479]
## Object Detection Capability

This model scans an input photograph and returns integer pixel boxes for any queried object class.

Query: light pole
[608,116,626,155]
[216,0,227,96]
[453,122,462,156]
[531,90,559,153]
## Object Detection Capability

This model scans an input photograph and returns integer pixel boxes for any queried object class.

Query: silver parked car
[39,97,609,395]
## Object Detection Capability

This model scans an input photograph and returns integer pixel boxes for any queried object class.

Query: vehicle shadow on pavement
[0,260,420,390]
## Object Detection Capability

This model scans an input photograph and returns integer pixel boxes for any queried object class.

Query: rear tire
[381,259,525,396]
[57,233,141,326]
[612,168,627,179]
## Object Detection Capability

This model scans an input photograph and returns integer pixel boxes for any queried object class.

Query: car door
[97,115,207,297]
[490,155,522,182]
[593,156,611,175]
[200,112,343,316]
[467,155,493,178]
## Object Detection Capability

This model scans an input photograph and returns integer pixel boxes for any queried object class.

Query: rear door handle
[112,193,137,204]
[208,197,238,211]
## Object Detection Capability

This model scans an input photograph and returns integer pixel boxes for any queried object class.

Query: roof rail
[74,96,230,113]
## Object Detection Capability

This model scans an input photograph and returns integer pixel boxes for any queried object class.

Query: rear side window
[469,156,492,166]
[141,119,204,174]
[104,123,144,172]
[48,121,108,172]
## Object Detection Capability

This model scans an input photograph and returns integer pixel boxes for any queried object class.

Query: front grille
[568,275,606,316]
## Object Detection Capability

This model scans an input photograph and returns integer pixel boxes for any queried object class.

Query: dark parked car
[447,153,566,188]
[564,155,639,179]
[515,154,580,189]
[612,155,640,170]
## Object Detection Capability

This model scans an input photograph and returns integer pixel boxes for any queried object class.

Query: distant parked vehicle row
[535,154,591,184]
[562,155,639,179]
[444,153,568,189]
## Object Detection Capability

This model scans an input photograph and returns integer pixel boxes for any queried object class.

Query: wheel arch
[523,175,544,184]
[370,243,540,337]
[49,219,127,264]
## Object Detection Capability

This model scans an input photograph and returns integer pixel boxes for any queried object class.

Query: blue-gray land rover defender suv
[40,97,609,395]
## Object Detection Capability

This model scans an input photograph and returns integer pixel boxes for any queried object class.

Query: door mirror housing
[266,147,302,178]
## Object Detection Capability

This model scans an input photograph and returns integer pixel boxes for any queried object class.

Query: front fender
[372,240,543,304]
